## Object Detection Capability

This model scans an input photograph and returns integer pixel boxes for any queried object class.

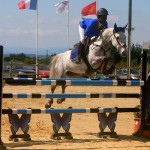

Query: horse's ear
[114,23,118,32]
[114,23,128,33]
[123,23,128,31]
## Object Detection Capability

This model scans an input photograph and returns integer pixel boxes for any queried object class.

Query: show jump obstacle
[0,45,150,149]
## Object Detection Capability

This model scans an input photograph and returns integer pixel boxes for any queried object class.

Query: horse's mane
[102,27,114,35]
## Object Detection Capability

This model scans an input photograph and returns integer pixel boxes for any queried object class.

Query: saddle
[70,38,92,61]
[70,38,99,75]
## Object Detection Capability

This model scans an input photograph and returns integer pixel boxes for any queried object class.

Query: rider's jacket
[79,18,108,37]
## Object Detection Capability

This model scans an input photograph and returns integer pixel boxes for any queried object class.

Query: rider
[76,8,109,63]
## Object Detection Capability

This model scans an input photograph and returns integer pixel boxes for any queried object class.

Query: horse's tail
[50,55,59,78]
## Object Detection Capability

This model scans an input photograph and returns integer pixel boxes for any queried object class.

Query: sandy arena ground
[1,84,150,150]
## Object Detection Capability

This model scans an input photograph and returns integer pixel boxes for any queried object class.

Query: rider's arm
[84,19,99,37]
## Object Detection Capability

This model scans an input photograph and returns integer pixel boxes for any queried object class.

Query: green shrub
[134,105,150,120]
[134,105,141,118]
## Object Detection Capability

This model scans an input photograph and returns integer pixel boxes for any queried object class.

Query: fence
[0,46,150,149]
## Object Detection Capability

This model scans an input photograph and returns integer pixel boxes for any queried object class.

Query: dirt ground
[1,84,150,150]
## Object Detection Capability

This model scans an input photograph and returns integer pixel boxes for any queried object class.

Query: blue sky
[1,0,150,55]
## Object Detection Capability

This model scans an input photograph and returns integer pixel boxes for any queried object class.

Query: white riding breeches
[79,25,85,44]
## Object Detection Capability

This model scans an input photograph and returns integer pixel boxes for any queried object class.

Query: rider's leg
[76,42,85,63]
[76,26,85,63]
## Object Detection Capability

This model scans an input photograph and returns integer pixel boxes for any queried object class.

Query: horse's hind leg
[45,85,56,108]
[57,85,66,104]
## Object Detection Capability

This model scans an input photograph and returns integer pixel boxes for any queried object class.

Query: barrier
[3,93,140,98]
[0,46,150,148]
[2,78,146,140]
[5,78,144,86]
[2,108,139,114]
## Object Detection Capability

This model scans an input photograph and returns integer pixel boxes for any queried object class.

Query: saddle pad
[70,48,78,61]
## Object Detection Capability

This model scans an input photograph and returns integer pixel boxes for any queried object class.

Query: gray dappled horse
[45,23,127,108]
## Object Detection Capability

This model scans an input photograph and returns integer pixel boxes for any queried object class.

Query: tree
[4,53,56,65]
[131,43,142,66]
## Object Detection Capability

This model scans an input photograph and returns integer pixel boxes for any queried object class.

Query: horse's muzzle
[119,47,127,57]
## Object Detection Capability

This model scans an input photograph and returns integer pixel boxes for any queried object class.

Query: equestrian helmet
[97,8,109,16]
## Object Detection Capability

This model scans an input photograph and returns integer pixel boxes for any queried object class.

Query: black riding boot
[75,42,85,63]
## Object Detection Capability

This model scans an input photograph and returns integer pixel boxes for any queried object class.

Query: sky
[0,0,150,55]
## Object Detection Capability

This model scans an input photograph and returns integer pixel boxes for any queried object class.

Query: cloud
[69,15,119,26]
[38,29,60,36]
[69,17,80,26]
[8,28,29,36]
[108,15,119,23]
[28,17,49,25]
[0,27,64,37]
[0,28,33,36]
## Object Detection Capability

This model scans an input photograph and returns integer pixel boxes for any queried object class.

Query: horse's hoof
[57,99,65,104]
[45,99,53,108]
[45,103,51,108]
[57,99,62,104]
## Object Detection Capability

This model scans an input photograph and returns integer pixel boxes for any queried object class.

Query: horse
[45,23,128,108]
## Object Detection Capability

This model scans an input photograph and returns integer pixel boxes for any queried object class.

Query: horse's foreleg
[45,85,56,108]
[57,85,66,104]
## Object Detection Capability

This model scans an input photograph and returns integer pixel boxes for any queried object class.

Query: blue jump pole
[2,107,139,114]
[5,78,144,86]
[2,93,140,98]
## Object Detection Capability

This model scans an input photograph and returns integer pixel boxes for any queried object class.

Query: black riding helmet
[97,8,109,16]
[96,8,109,24]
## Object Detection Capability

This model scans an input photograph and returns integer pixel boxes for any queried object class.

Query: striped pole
[3,93,140,99]
[2,107,139,114]
[5,79,144,86]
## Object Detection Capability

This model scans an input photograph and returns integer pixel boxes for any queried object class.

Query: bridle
[85,27,127,75]
[91,29,126,54]
[113,31,127,49]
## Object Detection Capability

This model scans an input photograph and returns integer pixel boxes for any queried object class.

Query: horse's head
[87,24,128,74]
[111,23,128,56]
